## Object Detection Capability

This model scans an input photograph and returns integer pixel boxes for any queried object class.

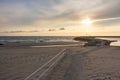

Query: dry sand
[0,42,78,80]
[46,46,120,80]
[1,42,120,80]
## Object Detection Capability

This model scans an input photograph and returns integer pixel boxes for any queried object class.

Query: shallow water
[98,38,120,46]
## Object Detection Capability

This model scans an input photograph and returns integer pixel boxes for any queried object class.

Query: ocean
[0,36,75,43]
[0,36,120,46]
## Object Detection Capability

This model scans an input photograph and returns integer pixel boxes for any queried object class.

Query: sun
[81,18,93,25]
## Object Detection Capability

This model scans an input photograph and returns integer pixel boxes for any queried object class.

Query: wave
[0,36,75,44]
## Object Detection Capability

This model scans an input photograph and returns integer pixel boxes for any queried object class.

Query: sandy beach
[0,42,79,80]
[45,46,120,80]
[0,42,120,80]
[0,0,120,79]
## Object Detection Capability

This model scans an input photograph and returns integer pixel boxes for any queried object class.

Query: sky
[0,0,120,36]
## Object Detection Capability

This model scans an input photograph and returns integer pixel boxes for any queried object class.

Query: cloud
[0,0,120,28]
[0,4,37,26]
[34,0,120,24]
[48,27,65,32]
[48,29,56,31]
[0,30,39,33]
[90,1,120,19]
[0,0,65,26]
[59,28,65,30]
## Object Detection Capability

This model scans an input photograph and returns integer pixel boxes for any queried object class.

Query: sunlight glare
[81,18,93,25]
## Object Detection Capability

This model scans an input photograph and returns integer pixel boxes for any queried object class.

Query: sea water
[0,36,120,46]
[98,37,120,46]
[0,36,75,44]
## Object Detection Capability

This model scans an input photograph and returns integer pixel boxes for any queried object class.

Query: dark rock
[0,43,3,45]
